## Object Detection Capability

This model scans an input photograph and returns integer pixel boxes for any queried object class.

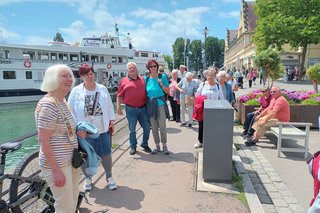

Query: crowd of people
[35,61,293,212]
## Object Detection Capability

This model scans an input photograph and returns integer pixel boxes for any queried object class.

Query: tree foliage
[306,64,320,92]
[172,36,225,71]
[53,32,64,42]
[254,49,283,87]
[254,0,320,77]
[204,37,225,68]
[163,54,173,71]
[188,39,202,71]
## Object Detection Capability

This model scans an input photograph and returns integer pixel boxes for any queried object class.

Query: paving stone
[282,195,298,204]
[273,198,288,207]
[275,207,293,213]
[259,174,272,183]
[264,183,278,192]
[288,203,305,212]
[269,192,282,199]
[262,204,277,213]
[274,182,289,191]
[250,177,261,184]
[280,190,294,196]
[264,167,276,172]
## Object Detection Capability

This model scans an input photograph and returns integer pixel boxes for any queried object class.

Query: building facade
[224,0,320,71]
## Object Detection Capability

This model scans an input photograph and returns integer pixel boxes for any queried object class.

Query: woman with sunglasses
[145,60,170,155]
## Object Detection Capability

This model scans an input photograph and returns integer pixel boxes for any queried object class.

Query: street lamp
[203,26,209,69]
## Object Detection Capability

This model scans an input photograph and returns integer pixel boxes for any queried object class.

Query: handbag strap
[49,96,76,147]
[91,92,100,116]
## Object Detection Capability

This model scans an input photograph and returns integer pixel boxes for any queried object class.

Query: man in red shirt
[245,86,290,146]
[117,62,151,155]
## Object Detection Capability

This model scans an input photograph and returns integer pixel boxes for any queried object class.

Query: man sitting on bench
[245,86,290,146]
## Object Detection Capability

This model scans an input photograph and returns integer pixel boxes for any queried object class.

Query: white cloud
[218,11,239,18]
[0,27,19,42]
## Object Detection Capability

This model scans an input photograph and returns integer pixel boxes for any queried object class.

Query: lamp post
[203,26,209,69]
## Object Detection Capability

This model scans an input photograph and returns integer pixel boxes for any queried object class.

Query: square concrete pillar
[203,99,234,183]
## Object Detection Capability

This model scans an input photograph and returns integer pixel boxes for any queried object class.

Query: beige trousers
[252,117,278,139]
[41,165,80,213]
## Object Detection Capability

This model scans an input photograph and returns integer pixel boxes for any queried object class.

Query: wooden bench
[270,122,312,159]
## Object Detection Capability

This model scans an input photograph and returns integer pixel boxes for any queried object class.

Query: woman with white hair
[35,64,84,212]
[194,68,224,148]
[177,72,198,127]
[217,71,235,104]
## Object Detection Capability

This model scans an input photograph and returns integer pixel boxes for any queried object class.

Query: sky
[0,0,245,55]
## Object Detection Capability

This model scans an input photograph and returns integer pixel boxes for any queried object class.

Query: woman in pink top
[247,69,254,88]
[168,69,181,122]
[252,69,257,85]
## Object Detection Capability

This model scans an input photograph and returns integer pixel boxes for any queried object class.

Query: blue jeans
[125,105,150,149]
[244,112,256,136]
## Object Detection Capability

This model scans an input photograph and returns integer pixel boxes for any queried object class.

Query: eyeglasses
[149,65,157,69]
[270,91,277,94]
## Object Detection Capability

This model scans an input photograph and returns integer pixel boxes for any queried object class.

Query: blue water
[0,102,39,168]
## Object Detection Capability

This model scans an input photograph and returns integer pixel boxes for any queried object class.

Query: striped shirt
[35,95,78,168]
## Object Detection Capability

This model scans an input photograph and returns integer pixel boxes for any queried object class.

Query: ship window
[112,57,116,63]
[51,53,57,60]
[26,71,32,79]
[38,52,49,60]
[70,54,79,61]
[118,57,123,63]
[3,71,16,79]
[141,53,148,57]
[91,55,99,62]
[100,56,104,62]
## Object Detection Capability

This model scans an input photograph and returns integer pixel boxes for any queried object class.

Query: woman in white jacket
[68,64,117,191]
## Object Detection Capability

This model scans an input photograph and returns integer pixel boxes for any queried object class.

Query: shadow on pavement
[80,185,144,212]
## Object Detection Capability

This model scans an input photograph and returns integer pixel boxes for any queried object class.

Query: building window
[141,53,148,57]
[100,56,104,62]
[118,57,123,63]
[112,57,117,63]
[3,71,16,79]
[26,71,32,79]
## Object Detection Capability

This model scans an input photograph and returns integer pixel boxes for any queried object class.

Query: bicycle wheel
[9,150,51,213]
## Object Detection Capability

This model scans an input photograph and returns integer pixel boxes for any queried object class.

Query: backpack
[145,74,168,101]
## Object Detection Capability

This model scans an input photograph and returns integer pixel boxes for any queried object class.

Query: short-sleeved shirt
[145,74,169,106]
[35,95,77,168]
[260,95,272,110]
[266,96,290,122]
[117,76,147,107]
[196,82,224,100]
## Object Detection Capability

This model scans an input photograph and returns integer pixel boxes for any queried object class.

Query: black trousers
[198,121,203,144]
[168,96,180,121]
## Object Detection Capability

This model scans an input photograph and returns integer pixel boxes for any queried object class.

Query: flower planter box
[238,103,320,128]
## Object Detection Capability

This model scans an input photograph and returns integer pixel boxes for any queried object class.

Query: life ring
[24,60,32,68]
[107,64,112,69]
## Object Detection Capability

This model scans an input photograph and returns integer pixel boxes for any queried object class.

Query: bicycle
[0,141,54,213]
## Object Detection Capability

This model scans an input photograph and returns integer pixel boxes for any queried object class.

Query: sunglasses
[149,65,157,69]
[270,91,277,94]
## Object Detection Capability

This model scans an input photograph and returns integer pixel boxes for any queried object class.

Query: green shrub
[245,99,260,106]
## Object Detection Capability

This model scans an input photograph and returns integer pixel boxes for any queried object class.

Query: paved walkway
[79,78,318,212]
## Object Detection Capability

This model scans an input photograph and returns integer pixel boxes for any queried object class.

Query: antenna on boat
[115,23,119,37]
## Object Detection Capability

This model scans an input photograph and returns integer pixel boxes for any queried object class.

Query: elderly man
[245,86,290,146]
[178,65,187,79]
[117,62,152,155]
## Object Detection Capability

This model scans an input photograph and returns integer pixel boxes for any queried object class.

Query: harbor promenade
[79,79,319,213]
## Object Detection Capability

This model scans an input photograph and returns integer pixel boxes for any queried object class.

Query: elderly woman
[145,59,170,155]
[194,68,224,148]
[217,71,235,104]
[68,64,117,191]
[35,64,83,212]
[178,72,199,127]
[168,69,181,122]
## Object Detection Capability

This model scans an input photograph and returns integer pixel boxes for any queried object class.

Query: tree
[254,49,283,87]
[204,37,225,68]
[306,64,320,92]
[163,54,173,71]
[188,39,202,72]
[254,0,320,78]
[172,38,190,69]
[53,32,64,42]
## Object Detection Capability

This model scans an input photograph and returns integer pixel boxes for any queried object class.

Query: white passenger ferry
[0,33,167,104]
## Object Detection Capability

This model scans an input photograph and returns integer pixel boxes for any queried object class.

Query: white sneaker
[107,177,117,190]
[83,177,92,191]
[194,142,203,149]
